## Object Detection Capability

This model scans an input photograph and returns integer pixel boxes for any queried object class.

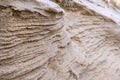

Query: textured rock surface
[0,0,120,80]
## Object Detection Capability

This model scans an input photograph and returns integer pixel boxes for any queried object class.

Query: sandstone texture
[0,0,120,80]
